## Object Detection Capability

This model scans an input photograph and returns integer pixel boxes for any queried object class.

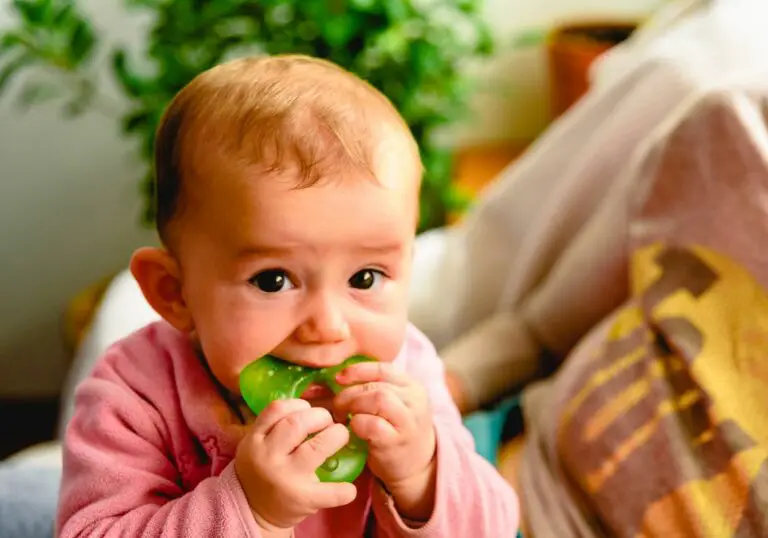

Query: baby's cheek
[358,315,409,363]
[195,319,256,386]
[199,340,246,393]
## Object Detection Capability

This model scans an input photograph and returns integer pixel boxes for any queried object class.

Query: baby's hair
[153,53,417,244]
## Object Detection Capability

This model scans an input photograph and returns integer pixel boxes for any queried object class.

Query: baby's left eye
[349,269,384,290]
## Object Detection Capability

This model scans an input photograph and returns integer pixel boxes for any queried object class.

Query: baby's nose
[295,293,350,345]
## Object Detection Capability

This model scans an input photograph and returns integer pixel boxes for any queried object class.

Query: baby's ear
[130,247,194,333]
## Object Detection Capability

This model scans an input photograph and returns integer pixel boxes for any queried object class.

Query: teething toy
[239,354,374,483]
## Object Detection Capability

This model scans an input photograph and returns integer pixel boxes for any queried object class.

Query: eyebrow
[355,243,404,254]
[236,242,403,259]
[236,245,293,258]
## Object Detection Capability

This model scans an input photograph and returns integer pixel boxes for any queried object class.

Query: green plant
[0,0,494,233]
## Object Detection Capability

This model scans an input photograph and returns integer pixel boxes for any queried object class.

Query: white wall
[0,0,664,397]
[452,0,667,144]
[0,0,157,397]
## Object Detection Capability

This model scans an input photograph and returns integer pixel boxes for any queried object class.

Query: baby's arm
[56,351,266,538]
[370,325,520,537]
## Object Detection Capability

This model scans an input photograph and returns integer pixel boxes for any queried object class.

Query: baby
[56,54,519,537]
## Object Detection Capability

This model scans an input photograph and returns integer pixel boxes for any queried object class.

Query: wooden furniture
[449,141,528,223]
[548,21,637,118]
[453,142,527,195]
[62,273,116,356]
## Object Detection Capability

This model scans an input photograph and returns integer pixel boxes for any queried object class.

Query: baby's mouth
[301,382,334,400]
[301,382,347,421]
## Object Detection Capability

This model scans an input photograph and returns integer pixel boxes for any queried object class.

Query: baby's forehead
[192,142,420,207]
[186,109,421,193]
[180,162,418,256]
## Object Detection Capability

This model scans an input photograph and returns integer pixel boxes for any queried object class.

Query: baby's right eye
[248,269,295,293]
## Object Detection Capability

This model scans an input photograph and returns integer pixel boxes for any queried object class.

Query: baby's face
[175,153,420,396]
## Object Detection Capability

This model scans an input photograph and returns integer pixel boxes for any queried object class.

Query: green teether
[239,354,374,483]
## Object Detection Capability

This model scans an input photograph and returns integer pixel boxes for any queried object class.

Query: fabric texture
[0,452,62,538]
[519,7,768,534]
[57,321,519,537]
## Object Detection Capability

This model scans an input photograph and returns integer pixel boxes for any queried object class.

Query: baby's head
[131,54,423,394]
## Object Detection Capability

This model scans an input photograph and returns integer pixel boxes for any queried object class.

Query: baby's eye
[349,269,384,290]
[249,269,295,293]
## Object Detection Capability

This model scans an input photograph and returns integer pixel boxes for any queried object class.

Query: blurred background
[0,0,664,455]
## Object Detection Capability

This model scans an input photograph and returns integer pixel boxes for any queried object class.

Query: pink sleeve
[371,325,520,537]
[56,349,261,538]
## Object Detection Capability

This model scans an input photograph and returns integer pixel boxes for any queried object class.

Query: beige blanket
[520,85,768,537]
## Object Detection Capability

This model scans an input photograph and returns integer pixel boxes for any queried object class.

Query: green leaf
[321,13,361,49]
[12,0,49,24]
[126,0,166,9]
[265,2,294,26]
[16,79,61,108]
[111,49,150,97]
[383,0,409,22]
[52,3,75,26]
[350,0,376,10]
[139,124,157,161]
[422,146,453,176]
[69,19,96,65]
[457,0,479,14]
[0,51,35,98]
[476,24,495,54]
[121,109,152,134]
[139,169,157,227]
[0,32,26,58]
[444,184,473,212]
[62,97,88,117]
[61,78,94,117]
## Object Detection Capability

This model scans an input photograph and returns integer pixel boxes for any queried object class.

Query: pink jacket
[57,321,519,537]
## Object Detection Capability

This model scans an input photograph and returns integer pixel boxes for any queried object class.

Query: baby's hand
[234,399,357,534]
[334,362,437,521]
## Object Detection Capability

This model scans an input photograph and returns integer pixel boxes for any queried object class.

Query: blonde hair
[153,54,418,242]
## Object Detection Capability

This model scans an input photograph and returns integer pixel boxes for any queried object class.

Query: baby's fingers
[293,422,350,473]
[267,407,334,454]
[307,481,358,511]
[349,414,399,447]
[252,399,311,436]
[339,386,411,431]
[335,361,410,387]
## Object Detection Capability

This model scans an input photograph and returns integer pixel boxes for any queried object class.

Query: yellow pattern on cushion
[554,242,768,537]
